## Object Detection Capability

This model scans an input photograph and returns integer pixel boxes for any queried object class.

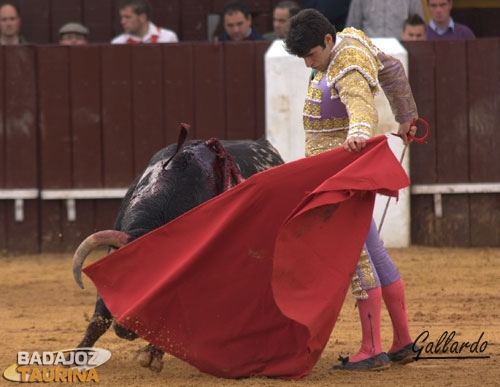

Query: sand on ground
[1,246,499,387]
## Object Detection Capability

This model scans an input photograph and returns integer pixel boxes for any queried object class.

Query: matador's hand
[398,122,417,145]
[343,136,367,153]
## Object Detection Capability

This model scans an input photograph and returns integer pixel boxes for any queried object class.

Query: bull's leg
[77,294,164,372]
[77,294,113,348]
[136,344,165,372]
[113,321,139,341]
[108,306,166,372]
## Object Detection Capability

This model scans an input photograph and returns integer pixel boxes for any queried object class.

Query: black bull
[72,126,284,372]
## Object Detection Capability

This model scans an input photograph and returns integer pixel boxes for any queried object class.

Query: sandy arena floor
[1,246,499,386]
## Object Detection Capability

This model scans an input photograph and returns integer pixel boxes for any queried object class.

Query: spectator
[0,2,26,44]
[345,0,425,38]
[58,22,89,45]
[401,13,426,41]
[111,0,178,44]
[425,0,475,40]
[300,0,352,31]
[263,1,301,40]
[217,1,265,41]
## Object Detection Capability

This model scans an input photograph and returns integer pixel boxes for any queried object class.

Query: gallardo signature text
[414,330,488,360]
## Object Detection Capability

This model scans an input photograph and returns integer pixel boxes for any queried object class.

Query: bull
[72,124,284,372]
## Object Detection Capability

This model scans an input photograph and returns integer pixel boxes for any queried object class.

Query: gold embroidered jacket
[303,28,418,157]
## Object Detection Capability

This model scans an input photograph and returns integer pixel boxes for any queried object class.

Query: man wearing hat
[59,22,89,45]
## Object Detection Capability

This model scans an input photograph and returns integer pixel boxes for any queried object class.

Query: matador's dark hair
[284,9,336,57]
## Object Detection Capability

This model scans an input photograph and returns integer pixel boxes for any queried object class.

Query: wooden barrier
[0,45,39,254]
[1,39,500,252]
[405,39,500,246]
[0,41,270,253]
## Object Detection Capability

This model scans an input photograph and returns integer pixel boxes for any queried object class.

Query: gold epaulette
[326,28,383,95]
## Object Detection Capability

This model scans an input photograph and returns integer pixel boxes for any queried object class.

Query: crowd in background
[0,0,477,47]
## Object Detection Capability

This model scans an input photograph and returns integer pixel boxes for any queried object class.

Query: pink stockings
[350,279,413,362]
[349,287,383,362]
[382,279,413,353]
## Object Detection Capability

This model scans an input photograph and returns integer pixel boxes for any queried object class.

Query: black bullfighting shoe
[330,353,390,371]
[388,343,420,365]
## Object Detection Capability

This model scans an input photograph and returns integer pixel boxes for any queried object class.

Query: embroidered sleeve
[336,70,377,139]
[327,45,380,93]
[377,52,418,123]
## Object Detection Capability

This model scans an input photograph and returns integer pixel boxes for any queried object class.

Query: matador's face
[301,33,334,72]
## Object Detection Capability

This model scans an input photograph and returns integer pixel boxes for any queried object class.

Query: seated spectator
[217,1,265,41]
[345,0,425,38]
[263,1,301,40]
[425,0,475,40]
[401,13,426,41]
[59,22,89,45]
[112,0,178,44]
[0,2,26,44]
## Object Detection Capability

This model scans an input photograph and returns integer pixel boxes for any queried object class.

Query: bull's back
[222,138,284,178]
[114,138,284,233]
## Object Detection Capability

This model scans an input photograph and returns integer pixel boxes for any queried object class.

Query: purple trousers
[352,218,401,298]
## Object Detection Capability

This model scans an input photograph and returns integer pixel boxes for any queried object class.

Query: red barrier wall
[1,39,500,252]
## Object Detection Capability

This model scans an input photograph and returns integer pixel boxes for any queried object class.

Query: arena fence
[1,39,499,253]
[406,38,500,247]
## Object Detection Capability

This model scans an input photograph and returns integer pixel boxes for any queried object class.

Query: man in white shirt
[111,0,178,44]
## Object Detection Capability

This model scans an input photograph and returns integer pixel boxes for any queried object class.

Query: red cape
[83,136,409,379]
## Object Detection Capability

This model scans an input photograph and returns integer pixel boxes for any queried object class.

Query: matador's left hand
[398,121,417,145]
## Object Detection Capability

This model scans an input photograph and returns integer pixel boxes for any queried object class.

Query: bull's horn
[73,230,130,289]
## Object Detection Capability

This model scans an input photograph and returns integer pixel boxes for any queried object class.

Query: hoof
[150,358,164,373]
[136,351,152,368]
[136,344,165,372]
